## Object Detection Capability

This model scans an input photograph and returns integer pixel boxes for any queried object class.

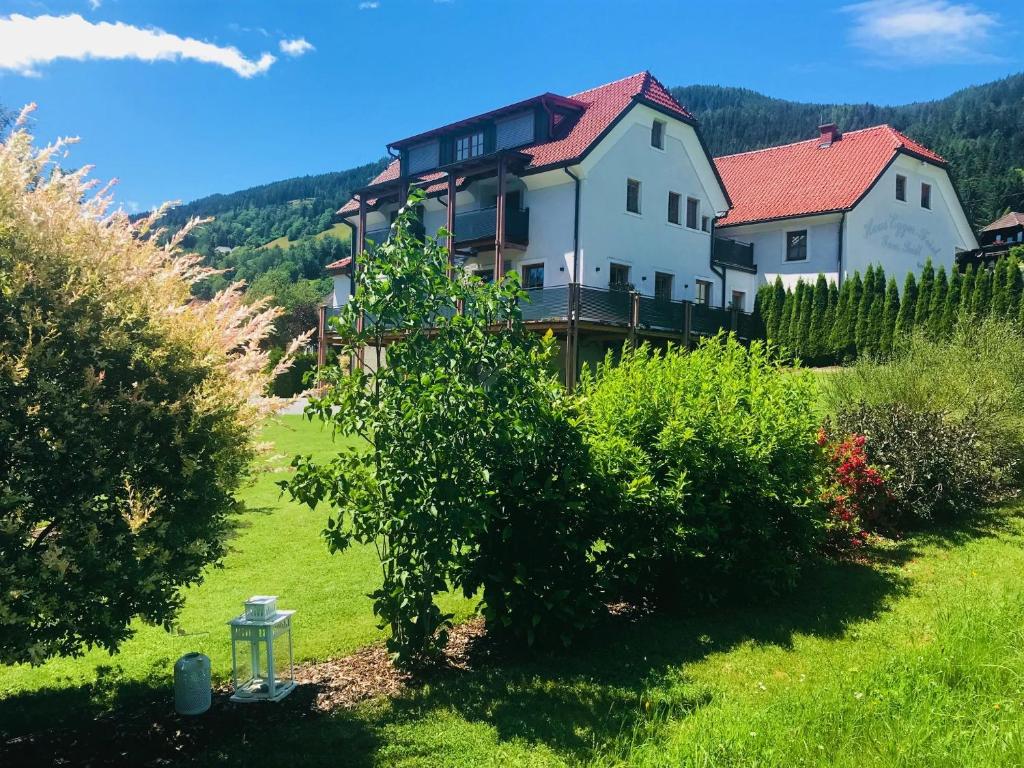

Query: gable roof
[714,125,947,228]
[982,212,1024,232]
[340,72,701,215]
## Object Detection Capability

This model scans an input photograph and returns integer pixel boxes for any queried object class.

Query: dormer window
[651,119,666,149]
[455,131,485,161]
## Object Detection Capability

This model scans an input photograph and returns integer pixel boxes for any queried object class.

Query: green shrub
[577,337,824,607]
[284,192,603,663]
[823,318,1024,495]
[830,403,995,528]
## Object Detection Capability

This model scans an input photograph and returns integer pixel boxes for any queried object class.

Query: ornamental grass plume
[0,106,309,664]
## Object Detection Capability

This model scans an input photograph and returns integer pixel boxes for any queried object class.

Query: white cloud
[0,14,277,78]
[88,0,101,10]
[279,37,314,57]
[842,1,1000,64]
[358,2,380,9]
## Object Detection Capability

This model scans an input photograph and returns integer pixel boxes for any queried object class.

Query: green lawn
[0,415,472,700]
[3,417,1024,766]
[260,222,351,250]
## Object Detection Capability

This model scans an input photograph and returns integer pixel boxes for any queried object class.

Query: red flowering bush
[817,428,891,551]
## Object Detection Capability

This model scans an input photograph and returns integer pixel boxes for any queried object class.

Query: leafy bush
[817,430,889,550]
[830,404,996,528]
[577,337,824,607]
[284,192,603,664]
[823,319,1024,497]
[0,114,295,664]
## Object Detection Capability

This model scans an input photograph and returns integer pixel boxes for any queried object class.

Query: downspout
[709,216,727,307]
[836,212,846,286]
[563,167,581,281]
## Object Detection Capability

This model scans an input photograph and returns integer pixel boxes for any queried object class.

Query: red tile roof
[339,71,693,215]
[715,125,946,228]
[982,211,1024,232]
[325,256,352,274]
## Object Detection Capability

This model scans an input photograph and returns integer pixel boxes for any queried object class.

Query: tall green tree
[960,265,977,315]
[770,276,787,341]
[894,272,918,349]
[879,277,901,356]
[927,266,949,338]
[855,265,876,355]
[915,258,935,328]
[940,267,962,338]
[1007,255,1023,320]
[808,274,829,363]
[828,279,852,362]
[824,280,840,364]
[971,265,993,316]
[991,257,1009,318]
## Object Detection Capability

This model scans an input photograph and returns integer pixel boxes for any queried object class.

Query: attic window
[651,120,666,150]
[455,131,485,161]
[896,174,907,202]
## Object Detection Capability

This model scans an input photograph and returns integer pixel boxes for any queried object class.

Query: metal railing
[712,236,755,271]
[454,206,530,245]
[323,283,757,341]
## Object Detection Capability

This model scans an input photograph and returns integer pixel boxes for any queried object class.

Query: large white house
[714,123,978,292]
[322,72,976,383]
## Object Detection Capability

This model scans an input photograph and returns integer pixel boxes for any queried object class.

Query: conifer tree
[991,257,1009,318]
[775,286,793,352]
[960,265,976,315]
[928,266,948,338]
[828,279,851,361]
[971,264,992,316]
[808,274,829,363]
[824,280,840,364]
[841,272,864,361]
[767,276,785,340]
[1007,255,1023,321]
[915,258,935,328]
[879,277,900,357]
[940,267,962,338]
[855,265,876,355]
[894,272,918,348]
[797,281,814,360]
[754,283,774,340]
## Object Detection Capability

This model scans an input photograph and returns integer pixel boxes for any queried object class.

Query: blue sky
[0,0,1020,210]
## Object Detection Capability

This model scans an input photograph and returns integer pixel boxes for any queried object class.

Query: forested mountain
[672,74,1024,227]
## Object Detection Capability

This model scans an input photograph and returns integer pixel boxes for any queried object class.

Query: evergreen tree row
[754,250,1024,365]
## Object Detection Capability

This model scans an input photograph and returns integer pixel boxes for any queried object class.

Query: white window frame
[455,131,485,162]
[686,197,700,230]
[785,229,809,262]
[626,178,642,216]
[651,119,666,150]
[667,191,682,226]
[520,262,545,289]
[695,278,713,306]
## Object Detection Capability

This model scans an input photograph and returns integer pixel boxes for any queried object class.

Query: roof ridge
[714,124,900,161]
[570,71,647,99]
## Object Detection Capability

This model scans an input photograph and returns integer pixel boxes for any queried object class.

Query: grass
[0,415,472,700]
[260,222,351,250]
[3,417,1024,766]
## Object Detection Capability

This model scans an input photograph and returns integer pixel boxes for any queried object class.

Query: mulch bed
[0,619,489,768]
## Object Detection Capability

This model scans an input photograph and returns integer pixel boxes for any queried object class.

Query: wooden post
[495,156,506,282]
[317,305,327,368]
[446,173,456,278]
[683,301,693,350]
[355,196,367,370]
[731,307,738,333]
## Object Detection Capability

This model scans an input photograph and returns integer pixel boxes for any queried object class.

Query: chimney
[818,123,841,148]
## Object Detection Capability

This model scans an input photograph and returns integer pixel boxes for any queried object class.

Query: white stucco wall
[331,274,351,307]
[844,154,976,282]
[718,214,842,291]
[576,104,729,303]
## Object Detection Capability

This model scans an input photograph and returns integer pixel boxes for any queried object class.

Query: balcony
[712,236,756,272]
[364,219,425,245]
[454,206,530,248]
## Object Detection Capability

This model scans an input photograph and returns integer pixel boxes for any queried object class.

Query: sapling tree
[284,190,598,665]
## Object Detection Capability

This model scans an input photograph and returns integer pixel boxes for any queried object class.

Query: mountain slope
[672,74,1024,227]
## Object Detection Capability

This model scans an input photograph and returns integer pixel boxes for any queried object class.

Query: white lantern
[228,595,296,703]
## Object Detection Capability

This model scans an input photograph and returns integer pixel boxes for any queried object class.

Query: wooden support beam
[446,173,456,277]
[495,156,506,282]
[356,197,367,370]
[317,305,327,369]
